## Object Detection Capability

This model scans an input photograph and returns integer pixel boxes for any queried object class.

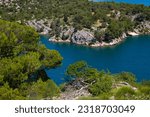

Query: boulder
[61,27,74,40]
[71,29,96,45]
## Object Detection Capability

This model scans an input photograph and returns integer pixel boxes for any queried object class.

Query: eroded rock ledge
[26,19,150,47]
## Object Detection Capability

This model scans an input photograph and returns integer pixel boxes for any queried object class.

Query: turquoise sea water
[94,0,150,6]
[41,35,150,84]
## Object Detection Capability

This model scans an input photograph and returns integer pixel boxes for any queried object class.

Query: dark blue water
[41,35,150,84]
[94,0,150,6]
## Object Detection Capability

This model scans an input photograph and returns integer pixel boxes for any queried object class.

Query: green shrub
[115,87,136,100]
[89,75,112,96]
[115,72,136,84]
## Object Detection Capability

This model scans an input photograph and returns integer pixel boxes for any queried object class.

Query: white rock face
[60,27,74,40]
[26,20,52,34]
[25,17,150,47]
[71,30,96,45]
[128,32,139,36]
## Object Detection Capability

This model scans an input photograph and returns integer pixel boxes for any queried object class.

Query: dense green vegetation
[66,61,150,100]
[0,19,149,99]
[0,20,63,99]
[0,1,149,100]
[0,0,149,42]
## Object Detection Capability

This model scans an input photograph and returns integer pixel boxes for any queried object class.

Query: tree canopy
[66,61,150,100]
[0,20,63,99]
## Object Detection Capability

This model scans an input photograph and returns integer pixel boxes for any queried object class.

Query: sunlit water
[40,0,149,84]
[41,35,150,84]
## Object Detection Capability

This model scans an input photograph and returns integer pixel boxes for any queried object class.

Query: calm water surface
[41,0,150,84]
[41,35,150,84]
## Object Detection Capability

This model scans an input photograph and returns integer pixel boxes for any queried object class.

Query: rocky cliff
[26,19,150,47]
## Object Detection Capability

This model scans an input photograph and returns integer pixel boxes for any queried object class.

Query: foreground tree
[0,20,63,99]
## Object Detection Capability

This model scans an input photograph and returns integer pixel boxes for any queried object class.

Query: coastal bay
[41,35,150,84]
[0,0,150,100]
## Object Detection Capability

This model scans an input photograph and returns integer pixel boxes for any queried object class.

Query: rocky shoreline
[1,0,150,48]
[26,19,150,47]
[49,31,140,47]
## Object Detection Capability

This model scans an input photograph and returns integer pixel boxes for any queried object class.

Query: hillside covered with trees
[0,0,149,46]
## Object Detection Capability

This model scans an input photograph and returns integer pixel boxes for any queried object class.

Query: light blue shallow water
[94,0,150,6]
[41,35,150,84]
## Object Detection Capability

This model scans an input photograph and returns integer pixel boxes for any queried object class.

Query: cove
[94,0,150,6]
[40,35,150,85]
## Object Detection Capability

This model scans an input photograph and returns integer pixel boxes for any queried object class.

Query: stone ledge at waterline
[49,29,127,47]
[26,19,150,47]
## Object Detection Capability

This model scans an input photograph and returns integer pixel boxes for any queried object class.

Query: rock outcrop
[55,79,91,100]
[135,21,150,34]
[71,29,96,45]
[26,19,150,47]
[26,19,52,35]
[49,27,97,46]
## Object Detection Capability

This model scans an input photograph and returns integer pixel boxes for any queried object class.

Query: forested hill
[0,19,63,99]
[0,0,150,46]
